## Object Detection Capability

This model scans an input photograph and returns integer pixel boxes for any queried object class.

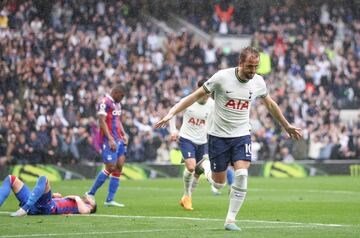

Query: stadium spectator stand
[0,0,358,166]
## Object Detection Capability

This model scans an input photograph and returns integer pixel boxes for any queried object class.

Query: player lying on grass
[0,175,96,216]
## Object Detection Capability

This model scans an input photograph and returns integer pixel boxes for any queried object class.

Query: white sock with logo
[183,169,194,196]
[225,169,248,224]
[190,176,199,195]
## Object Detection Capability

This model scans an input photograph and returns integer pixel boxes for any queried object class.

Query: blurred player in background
[155,47,302,231]
[0,175,96,216]
[169,79,214,210]
[86,84,128,207]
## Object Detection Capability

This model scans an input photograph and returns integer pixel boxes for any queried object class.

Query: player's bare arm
[64,195,92,214]
[52,193,62,198]
[154,87,207,128]
[169,115,179,141]
[99,114,116,151]
[261,94,303,140]
[119,122,128,145]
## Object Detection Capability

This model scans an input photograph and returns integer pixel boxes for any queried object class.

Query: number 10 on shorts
[245,143,252,157]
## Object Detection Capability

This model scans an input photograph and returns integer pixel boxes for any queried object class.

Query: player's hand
[123,135,129,145]
[170,131,178,141]
[284,125,303,140]
[52,192,62,198]
[154,113,173,128]
[109,137,117,151]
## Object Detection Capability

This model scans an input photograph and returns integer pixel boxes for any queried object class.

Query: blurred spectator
[27,131,42,164]
[280,147,295,163]
[214,1,234,34]
[143,132,162,161]
[128,135,145,162]
[0,10,8,29]
[156,142,170,164]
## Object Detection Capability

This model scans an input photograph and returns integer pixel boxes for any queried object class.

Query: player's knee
[187,166,195,173]
[38,176,49,186]
[38,176,47,183]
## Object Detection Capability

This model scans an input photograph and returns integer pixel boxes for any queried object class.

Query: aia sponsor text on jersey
[187,117,206,126]
[225,99,249,110]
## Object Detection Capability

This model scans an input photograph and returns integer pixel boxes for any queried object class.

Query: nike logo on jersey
[225,90,234,94]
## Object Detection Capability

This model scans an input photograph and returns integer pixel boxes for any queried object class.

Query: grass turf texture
[0,176,359,238]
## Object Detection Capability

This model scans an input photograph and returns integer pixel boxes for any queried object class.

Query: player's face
[240,55,259,80]
[113,91,125,103]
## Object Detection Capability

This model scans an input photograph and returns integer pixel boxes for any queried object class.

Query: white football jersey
[203,67,268,138]
[171,98,214,144]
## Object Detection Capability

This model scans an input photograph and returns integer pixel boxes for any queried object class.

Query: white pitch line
[0,228,217,238]
[0,211,346,227]
[2,212,347,227]
[57,185,360,195]
[83,214,347,227]
[251,188,360,195]
[0,225,345,238]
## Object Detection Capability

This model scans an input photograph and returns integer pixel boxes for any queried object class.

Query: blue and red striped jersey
[96,94,125,143]
[51,198,79,214]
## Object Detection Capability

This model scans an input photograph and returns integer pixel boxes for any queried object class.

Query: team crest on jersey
[249,90,253,99]
[107,155,112,161]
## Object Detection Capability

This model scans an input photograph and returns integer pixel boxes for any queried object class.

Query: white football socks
[190,176,199,195]
[225,169,248,224]
[183,169,194,196]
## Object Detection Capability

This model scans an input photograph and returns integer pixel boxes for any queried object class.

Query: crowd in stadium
[0,0,359,166]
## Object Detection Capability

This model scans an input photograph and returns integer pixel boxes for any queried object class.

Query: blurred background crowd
[0,0,359,166]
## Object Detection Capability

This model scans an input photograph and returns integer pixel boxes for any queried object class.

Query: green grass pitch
[0,176,359,238]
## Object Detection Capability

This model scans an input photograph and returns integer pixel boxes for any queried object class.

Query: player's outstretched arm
[154,87,207,128]
[261,94,303,140]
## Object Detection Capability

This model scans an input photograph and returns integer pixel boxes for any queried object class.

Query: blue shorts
[208,135,252,172]
[179,137,206,163]
[16,185,54,215]
[102,140,126,164]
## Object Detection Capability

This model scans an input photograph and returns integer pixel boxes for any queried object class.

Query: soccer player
[169,79,214,210]
[155,47,302,231]
[0,175,96,216]
[86,84,128,207]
